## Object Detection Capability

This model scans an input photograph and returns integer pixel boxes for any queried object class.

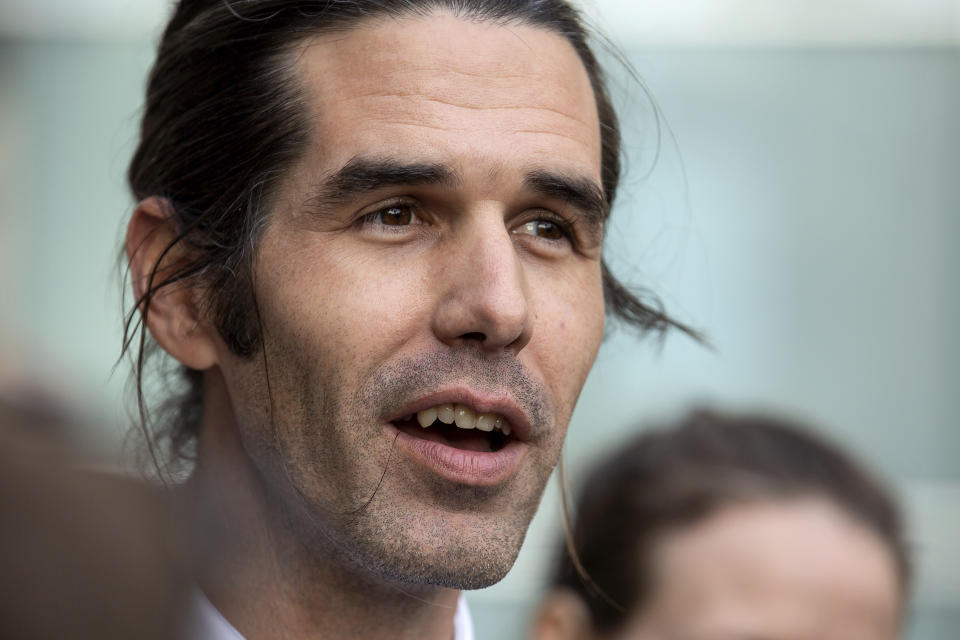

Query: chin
[379,550,518,591]
[352,528,526,590]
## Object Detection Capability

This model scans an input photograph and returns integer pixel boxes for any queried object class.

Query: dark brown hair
[553,409,910,634]
[122,0,699,474]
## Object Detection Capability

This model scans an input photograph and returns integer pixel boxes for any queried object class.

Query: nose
[431,219,533,355]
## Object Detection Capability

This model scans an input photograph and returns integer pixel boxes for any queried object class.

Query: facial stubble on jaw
[270,347,561,590]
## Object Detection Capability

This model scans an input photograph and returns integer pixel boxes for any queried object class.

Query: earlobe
[126,197,219,371]
[531,589,595,640]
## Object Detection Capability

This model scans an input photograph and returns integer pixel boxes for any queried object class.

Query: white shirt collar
[181,588,245,640]
[453,593,474,640]
[184,588,475,640]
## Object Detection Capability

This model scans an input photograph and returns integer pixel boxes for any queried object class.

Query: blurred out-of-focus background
[0,0,957,638]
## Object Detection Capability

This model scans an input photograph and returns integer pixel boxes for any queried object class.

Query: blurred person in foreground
[0,394,184,640]
[121,1,697,639]
[533,410,909,640]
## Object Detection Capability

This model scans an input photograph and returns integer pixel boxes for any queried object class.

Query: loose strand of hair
[558,454,625,615]
[343,431,400,516]
[134,264,171,487]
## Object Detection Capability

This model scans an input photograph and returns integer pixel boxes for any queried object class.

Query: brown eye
[378,204,413,226]
[534,220,563,240]
[517,219,568,241]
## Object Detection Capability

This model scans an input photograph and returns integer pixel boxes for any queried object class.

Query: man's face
[214,13,605,588]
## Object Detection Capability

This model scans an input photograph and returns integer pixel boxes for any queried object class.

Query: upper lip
[387,387,533,442]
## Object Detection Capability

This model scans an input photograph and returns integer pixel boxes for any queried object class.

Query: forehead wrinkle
[329,100,598,153]
[339,92,596,142]
[336,66,593,119]
[345,111,596,152]
[509,128,597,148]
[334,86,598,148]
[350,90,594,130]
[395,65,534,81]
[357,117,466,134]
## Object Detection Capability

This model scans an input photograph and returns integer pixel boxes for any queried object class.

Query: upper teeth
[416,403,512,436]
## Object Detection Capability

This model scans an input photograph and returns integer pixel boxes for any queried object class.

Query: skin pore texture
[618,499,902,640]
[138,12,606,640]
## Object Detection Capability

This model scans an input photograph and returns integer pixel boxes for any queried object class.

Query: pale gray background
[0,1,957,638]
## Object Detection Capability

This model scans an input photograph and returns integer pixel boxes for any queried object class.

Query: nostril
[460,332,486,342]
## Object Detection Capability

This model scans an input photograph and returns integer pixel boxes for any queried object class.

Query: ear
[531,589,596,640]
[126,197,218,370]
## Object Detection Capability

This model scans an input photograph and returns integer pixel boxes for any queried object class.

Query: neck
[176,369,461,640]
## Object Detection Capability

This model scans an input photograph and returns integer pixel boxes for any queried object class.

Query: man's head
[124,1,689,591]
[537,410,909,640]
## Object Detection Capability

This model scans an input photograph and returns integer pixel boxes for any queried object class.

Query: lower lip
[386,424,527,487]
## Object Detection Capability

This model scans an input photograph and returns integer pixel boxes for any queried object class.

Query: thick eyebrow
[304,156,459,216]
[523,169,608,230]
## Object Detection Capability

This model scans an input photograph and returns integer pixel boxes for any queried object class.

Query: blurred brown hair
[553,409,910,634]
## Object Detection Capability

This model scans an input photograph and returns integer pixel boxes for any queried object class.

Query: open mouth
[391,403,513,453]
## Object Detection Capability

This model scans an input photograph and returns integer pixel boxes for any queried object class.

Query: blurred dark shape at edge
[0,395,189,640]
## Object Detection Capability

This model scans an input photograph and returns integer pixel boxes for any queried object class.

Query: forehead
[291,13,602,183]
[644,500,901,639]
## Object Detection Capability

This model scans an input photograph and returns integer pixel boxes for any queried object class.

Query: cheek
[528,265,604,408]
[257,241,429,366]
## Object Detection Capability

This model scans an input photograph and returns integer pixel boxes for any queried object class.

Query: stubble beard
[268,348,564,590]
